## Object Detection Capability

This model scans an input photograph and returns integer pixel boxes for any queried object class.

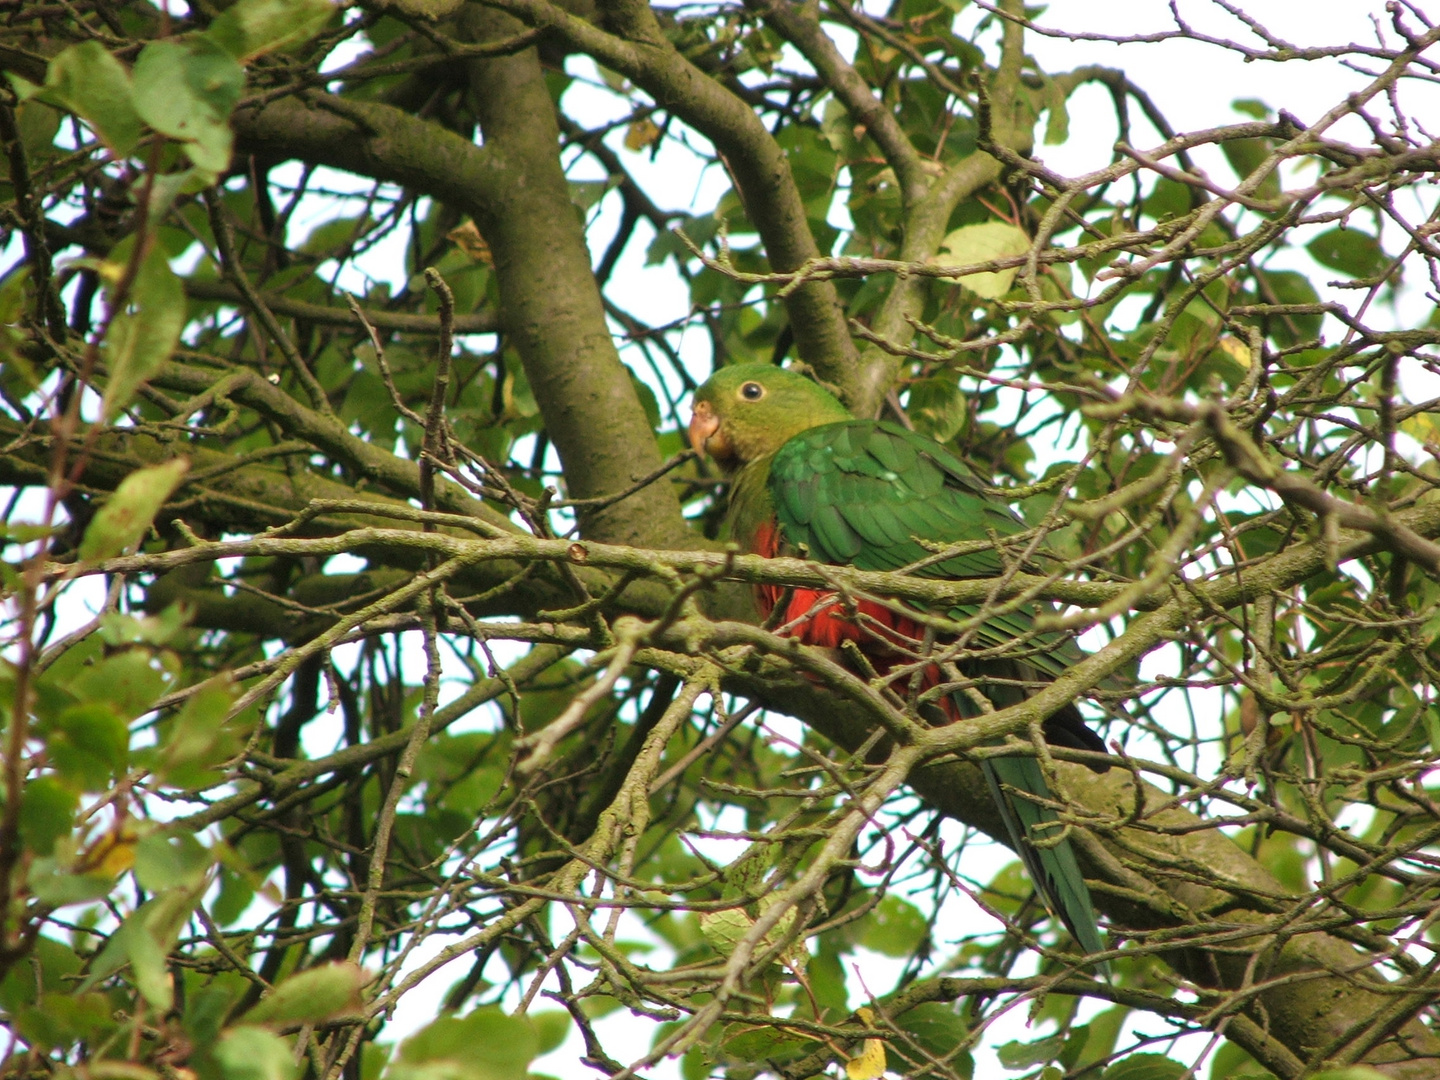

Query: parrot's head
[688,363,851,472]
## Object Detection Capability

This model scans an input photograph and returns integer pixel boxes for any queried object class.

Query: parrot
[688,361,1109,962]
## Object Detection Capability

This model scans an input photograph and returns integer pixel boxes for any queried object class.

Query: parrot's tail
[982,754,1108,972]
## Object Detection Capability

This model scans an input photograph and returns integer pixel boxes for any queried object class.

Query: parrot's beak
[688,400,725,460]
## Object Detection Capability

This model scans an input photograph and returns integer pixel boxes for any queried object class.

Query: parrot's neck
[725,455,778,553]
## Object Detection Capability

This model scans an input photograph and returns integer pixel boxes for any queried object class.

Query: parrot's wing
[769,420,1080,677]
[769,420,1008,572]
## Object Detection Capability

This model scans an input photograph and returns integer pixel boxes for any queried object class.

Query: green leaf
[215,1025,301,1080]
[979,859,1030,919]
[83,885,205,1009]
[69,647,169,718]
[807,940,849,1014]
[155,676,240,789]
[531,1011,571,1055]
[147,164,218,223]
[206,0,336,60]
[19,776,78,856]
[775,122,839,208]
[648,213,717,266]
[757,893,807,972]
[39,41,141,155]
[0,935,83,1010]
[27,858,119,907]
[1307,228,1388,280]
[132,36,244,173]
[932,221,1031,299]
[0,521,54,545]
[1142,176,1194,222]
[569,178,617,213]
[14,991,115,1053]
[300,214,373,259]
[997,1032,1065,1069]
[1038,74,1069,145]
[629,368,662,430]
[242,962,367,1026]
[1071,1006,1128,1069]
[1102,1053,1189,1080]
[78,457,189,560]
[391,1009,540,1080]
[185,979,247,1057]
[125,924,170,1010]
[134,830,214,892]
[98,605,190,647]
[101,241,186,419]
[213,864,257,925]
[719,1022,813,1068]
[858,894,929,957]
[9,100,62,170]
[46,701,129,789]
[884,1002,970,1077]
[906,379,967,444]
[1250,268,1322,344]
[1220,137,1280,202]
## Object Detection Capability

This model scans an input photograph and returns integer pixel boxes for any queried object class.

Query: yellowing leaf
[205,0,335,61]
[846,1037,887,1080]
[88,829,139,877]
[1400,411,1440,449]
[699,908,752,957]
[624,118,661,151]
[932,221,1031,299]
[79,458,189,561]
[242,962,367,1027]
[1215,335,1251,367]
[847,1009,886,1080]
[448,220,493,265]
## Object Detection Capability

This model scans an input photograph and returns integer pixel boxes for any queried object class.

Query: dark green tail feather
[981,754,1108,971]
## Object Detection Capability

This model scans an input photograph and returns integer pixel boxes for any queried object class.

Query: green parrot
[689,361,1109,962]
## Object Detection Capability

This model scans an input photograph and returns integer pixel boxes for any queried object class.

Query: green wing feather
[771,421,1081,668]
[770,420,1106,965]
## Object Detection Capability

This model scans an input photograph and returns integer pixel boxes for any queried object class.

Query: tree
[1,0,1439,1077]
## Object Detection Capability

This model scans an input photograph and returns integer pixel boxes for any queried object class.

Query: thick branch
[458,6,692,546]
[475,0,866,402]
[231,80,688,547]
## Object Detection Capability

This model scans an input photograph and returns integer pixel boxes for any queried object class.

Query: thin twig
[206,195,335,416]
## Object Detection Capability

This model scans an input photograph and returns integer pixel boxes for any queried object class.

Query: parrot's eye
[739,381,765,401]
